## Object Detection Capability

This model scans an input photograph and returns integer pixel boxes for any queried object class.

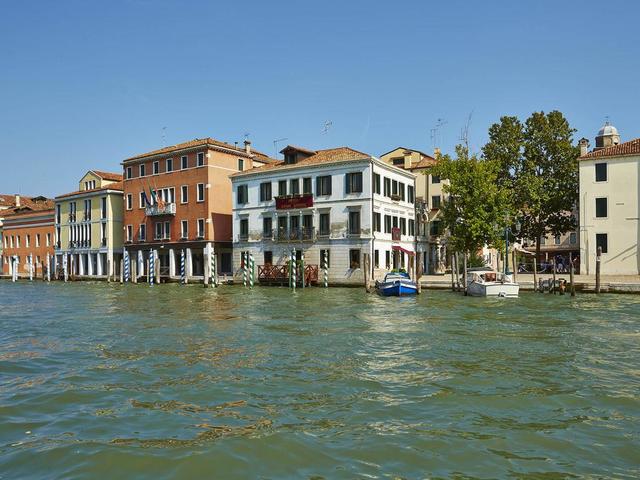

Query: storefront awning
[392,245,415,255]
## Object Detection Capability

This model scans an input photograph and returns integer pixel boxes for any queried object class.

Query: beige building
[54,170,124,278]
[380,147,448,274]
[578,123,639,275]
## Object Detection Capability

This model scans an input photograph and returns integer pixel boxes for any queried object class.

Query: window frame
[595,197,608,218]
[197,152,205,167]
[595,162,607,182]
[197,183,205,203]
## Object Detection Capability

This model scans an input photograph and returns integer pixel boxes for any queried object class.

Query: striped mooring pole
[180,249,186,285]
[29,254,33,281]
[249,253,255,288]
[291,249,296,291]
[323,250,328,288]
[300,251,305,288]
[124,250,130,282]
[63,254,68,282]
[209,246,217,287]
[242,252,248,287]
[46,254,51,282]
[149,250,155,286]
[12,256,17,282]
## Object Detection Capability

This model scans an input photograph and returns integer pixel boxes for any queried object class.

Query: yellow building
[54,171,124,278]
[380,147,449,274]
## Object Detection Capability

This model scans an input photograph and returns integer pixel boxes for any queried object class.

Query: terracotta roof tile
[231,147,371,177]
[55,181,123,199]
[1,195,54,217]
[124,137,275,163]
[407,156,438,170]
[91,170,123,181]
[580,138,640,159]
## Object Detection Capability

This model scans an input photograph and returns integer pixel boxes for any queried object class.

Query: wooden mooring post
[533,258,538,292]
[595,246,602,294]
[463,252,468,296]
[450,254,455,292]
[552,260,557,294]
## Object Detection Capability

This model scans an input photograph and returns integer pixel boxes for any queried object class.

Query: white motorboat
[466,267,520,298]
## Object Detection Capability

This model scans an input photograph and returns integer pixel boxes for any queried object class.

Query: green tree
[433,145,512,257]
[483,111,580,259]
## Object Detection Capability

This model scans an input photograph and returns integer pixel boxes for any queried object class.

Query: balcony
[145,203,176,216]
[273,227,315,242]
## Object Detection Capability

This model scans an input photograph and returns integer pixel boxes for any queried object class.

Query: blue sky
[1,0,639,196]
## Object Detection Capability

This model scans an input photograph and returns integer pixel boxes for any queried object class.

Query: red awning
[392,245,415,255]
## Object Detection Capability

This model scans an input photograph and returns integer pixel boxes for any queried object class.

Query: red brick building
[1,195,55,279]
[121,137,274,280]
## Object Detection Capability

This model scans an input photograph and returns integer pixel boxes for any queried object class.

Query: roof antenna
[273,137,288,158]
[161,126,167,147]
[322,120,332,135]
[430,118,447,149]
[459,110,474,150]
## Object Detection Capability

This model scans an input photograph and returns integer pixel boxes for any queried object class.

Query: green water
[0,282,639,479]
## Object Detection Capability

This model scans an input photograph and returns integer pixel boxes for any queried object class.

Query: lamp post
[504,218,521,276]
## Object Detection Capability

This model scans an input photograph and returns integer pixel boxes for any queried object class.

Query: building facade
[578,124,639,275]
[1,196,55,279]
[231,146,417,286]
[121,137,274,281]
[379,147,448,274]
[54,170,124,279]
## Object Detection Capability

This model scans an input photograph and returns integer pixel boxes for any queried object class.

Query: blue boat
[376,272,418,296]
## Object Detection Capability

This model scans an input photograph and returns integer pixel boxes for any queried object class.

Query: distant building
[379,147,448,274]
[1,195,55,278]
[121,138,274,281]
[578,123,639,275]
[54,170,124,279]
[231,146,417,285]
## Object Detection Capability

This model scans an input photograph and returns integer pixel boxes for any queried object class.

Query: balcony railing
[68,240,90,249]
[101,237,107,247]
[145,203,176,216]
[273,227,315,242]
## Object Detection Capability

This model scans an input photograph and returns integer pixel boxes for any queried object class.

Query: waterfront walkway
[419,273,640,293]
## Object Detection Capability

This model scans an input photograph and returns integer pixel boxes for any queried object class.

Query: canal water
[1,282,638,479]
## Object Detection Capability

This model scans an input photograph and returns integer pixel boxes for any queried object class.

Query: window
[316,176,332,196]
[384,177,391,197]
[399,183,406,201]
[126,225,133,242]
[596,233,608,254]
[319,212,330,236]
[320,249,330,268]
[409,219,415,236]
[264,251,273,265]
[373,173,381,194]
[432,195,441,209]
[384,215,392,233]
[197,219,205,238]
[236,185,248,204]
[373,212,381,232]
[126,194,132,210]
[126,167,132,179]
[36,234,40,247]
[155,222,163,240]
[385,250,390,269]
[408,185,414,204]
[392,180,398,196]
[139,192,146,209]
[26,235,30,248]
[595,163,607,182]
[278,180,287,196]
[349,249,361,269]
[56,204,61,223]
[101,197,107,219]
[554,235,561,245]
[374,249,379,268]
[432,175,441,184]
[290,178,300,195]
[263,217,272,237]
[181,155,188,169]
[16,236,20,248]
[595,197,607,218]
[139,164,146,177]
[139,224,146,241]
[197,183,205,202]
[153,161,159,174]
[303,177,312,195]
[84,199,91,220]
[570,232,577,244]
[239,218,249,240]
[348,210,361,235]
[392,157,404,166]
[284,153,296,164]
[392,216,398,229]
[238,158,244,171]
[46,233,51,247]
[166,158,173,172]
[181,220,188,239]
[400,218,407,235]
[345,172,363,194]
[164,221,171,240]
[197,152,205,166]
[260,182,272,202]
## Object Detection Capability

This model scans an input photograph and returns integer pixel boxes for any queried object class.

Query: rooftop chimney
[244,140,251,154]
[434,147,441,157]
[15,194,20,207]
[579,138,590,157]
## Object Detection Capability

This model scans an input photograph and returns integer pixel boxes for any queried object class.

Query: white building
[230,146,417,285]
[579,123,640,275]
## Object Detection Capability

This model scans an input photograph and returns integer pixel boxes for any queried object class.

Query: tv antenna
[459,110,474,149]
[322,120,333,135]
[273,137,288,158]
[161,126,167,146]
[430,118,447,148]
[244,132,251,140]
